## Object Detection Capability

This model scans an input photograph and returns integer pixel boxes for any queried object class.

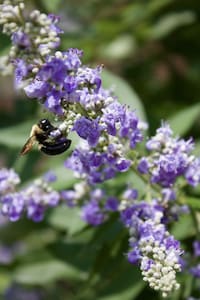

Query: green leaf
[99,282,145,300]
[0,271,11,293]
[0,120,34,148]
[168,103,200,135]
[148,11,195,39]
[171,215,194,240]
[97,263,145,300]
[102,69,146,121]
[100,34,137,60]
[14,259,86,285]
[48,240,96,271]
[40,0,60,11]
[186,197,200,210]
[48,206,86,235]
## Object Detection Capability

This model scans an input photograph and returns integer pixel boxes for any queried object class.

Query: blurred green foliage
[1,0,200,299]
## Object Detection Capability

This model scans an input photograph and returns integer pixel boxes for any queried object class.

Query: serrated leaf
[14,260,86,285]
[168,103,200,135]
[48,206,86,235]
[102,69,146,121]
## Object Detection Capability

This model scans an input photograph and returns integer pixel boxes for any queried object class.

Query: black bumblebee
[20,119,71,156]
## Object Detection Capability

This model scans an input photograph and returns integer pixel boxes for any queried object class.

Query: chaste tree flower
[0,0,200,298]
[0,168,60,222]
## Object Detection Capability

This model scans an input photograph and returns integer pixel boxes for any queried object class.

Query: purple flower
[27,201,45,222]
[4,284,43,300]
[123,188,138,200]
[73,117,102,146]
[1,192,25,222]
[12,31,31,49]
[14,59,28,87]
[193,241,200,257]
[44,90,64,115]
[0,169,60,222]
[127,246,141,264]
[37,58,66,83]
[65,145,131,184]
[0,168,20,194]
[139,123,194,187]
[102,102,126,136]
[121,201,182,297]
[63,48,83,70]
[43,171,57,183]
[190,264,200,278]
[76,66,102,92]
[105,197,118,211]
[81,200,105,226]
[60,190,77,207]
[185,158,200,187]
[24,80,50,98]
[115,158,131,172]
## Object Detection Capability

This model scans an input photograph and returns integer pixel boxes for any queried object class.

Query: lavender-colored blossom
[121,201,182,297]
[1,192,25,222]
[76,66,102,92]
[0,169,60,222]
[0,245,15,264]
[14,59,28,87]
[138,123,195,187]
[44,90,64,115]
[0,168,20,194]
[43,171,57,183]
[101,101,143,148]
[105,197,118,211]
[190,264,200,278]
[73,117,102,146]
[138,157,149,174]
[0,242,25,265]
[161,188,176,202]
[193,241,200,257]
[65,145,131,184]
[60,190,77,207]
[24,80,50,99]
[81,200,105,226]
[185,158,200,187]
[12,31,31,49]
[4,284,43,300]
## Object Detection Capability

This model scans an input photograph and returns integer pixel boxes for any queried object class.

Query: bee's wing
[20,135,36,155]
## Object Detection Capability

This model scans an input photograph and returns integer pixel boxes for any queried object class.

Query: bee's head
[38,119,54,131]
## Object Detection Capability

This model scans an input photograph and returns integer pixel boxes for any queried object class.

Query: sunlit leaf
[14,260,86,285]
[168,103,200,135]
[48,206,86,235]
[0,120,34,148]
[171,215,194,240]
[99,282,145,300]
[148,12,195,39]
[186,197,200,210]
[102,69,146,121]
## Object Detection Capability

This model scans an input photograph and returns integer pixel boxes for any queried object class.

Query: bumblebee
[20,119,71,156]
